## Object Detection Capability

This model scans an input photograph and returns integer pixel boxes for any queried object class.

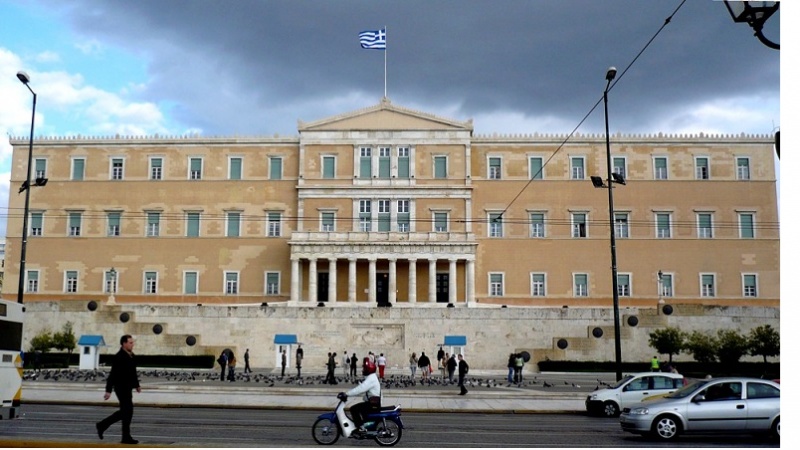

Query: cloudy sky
[0,0,784,239]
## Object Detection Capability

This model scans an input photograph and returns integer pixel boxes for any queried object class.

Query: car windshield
[663,380,707,399]
[610,375,635,389]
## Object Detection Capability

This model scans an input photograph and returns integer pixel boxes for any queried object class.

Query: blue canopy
[77,335,106,346]
[443,335,467,346]
[274,334,298,344]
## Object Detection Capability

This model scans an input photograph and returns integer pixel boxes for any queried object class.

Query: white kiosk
[77,335,105,370]
[274,334,298,372]
[443,335,466,358]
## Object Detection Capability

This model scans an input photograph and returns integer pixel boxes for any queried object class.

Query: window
[33,158,47,180]
[398,147,410,178]
[68,212,82,237]
[265,272,280,295]
[574,274,588,297]
[269,156,282,180]
[656,213,671,238]
[225,272,239,295]
[489,213,503,237]
[189,157,203,180]
[321,212,335,232]
[747,382,779,399]
[736,157,751,180]
[659,273,673,297]
[613,157,626,178]
[377,199,391,231]
[149,157,163,180]
[111,158,124,180]
[26,270,39,293]
[529,157,543,180]
[186,212,201,237]
[695,157,709,180]
[30,212,43,236]
[531,273,546,297]
[267,212,281,237]
[743,274,758,297]
[229,157,242,180]
[530,212,545,238]
[71,158,85,181]
[739,212,755,238]
[184,271,198,295]
[144,271,158,294]
[488,157,501,179]
[572,213,587,238]
[489,273,504,296]
[614,213,629,238]
[378,147,391,178]
[433,212,448,232]
[617,274,631,297]
[226,212,241,237]
[654,157,668,180]
[107,212,121,237]
[359,200,372,232]
[105,270,117,294]
[697,212,713,238]
[434,156,447,179]
[397,200,410,232]
[146,212,160,237]
[65,270,78,293]
[701,274,715,297]
[570,157,585,180]
[359,147,372,178]
[322,156,336,179]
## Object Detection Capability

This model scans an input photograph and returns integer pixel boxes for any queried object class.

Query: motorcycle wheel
[312,417,340,445]
[373,419,402,447]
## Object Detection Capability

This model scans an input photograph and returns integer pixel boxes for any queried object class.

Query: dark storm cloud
[49,0,779,135]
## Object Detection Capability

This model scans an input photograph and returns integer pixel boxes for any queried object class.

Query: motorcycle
[312,392,404,446]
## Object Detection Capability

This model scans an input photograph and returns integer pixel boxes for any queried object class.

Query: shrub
[684,330,718,364]
[30,330,54,353]
[648,327,685,363]
[716,329,749,365]
[748,324,780,363]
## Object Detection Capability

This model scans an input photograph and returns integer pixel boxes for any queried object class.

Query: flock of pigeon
[22,368,614,393]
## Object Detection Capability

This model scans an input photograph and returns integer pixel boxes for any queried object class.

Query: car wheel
[651,415,681,441]
[771,416,780,441]
[602,401,620,418]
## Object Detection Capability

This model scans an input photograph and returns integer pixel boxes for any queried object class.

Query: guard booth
[443,335,467,358]
[274,334,298,369]
[77,335,105,370]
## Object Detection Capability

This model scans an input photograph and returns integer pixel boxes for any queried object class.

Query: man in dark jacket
[96,334,141,444]
[457,354,469,395]
[447,354,457,383]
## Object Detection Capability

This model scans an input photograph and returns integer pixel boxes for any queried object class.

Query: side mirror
[692,394,706,403]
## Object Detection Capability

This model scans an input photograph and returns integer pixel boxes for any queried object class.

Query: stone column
[466,259,476,306]
[408,258,417,304]
[290,257,301,303]
[428,259,437,303]
[449,258,458,304]
[348,258,357,303]
[328,258,337,304]
[309,258,318,304]
[368,258,377,303]
[388,258,397,305]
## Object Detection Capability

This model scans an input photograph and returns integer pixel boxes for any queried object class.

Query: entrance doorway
[436,273,449,303]
[377,273,389,305]
[317,273,329,303]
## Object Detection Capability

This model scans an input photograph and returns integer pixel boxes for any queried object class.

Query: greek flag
[359,29,386,49]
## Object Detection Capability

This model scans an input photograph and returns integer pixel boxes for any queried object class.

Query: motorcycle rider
[342,357,381,432]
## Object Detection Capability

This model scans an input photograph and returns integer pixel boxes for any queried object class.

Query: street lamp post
[603,66,623,382]
[16,71,37,305]
[657,270,665,314]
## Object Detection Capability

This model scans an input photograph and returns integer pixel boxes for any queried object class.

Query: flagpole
[384,26,388,98]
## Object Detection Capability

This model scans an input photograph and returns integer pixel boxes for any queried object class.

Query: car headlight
[628,407,649,415]
[589,394,598,401]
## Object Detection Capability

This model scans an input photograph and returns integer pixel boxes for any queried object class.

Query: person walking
[227,353,237,382]
[506,353,515,384]
[514,353,524,384]
[280,349,287,377]
[296,345,304,377]
[409,352,418,378]
[217,351,228,382]
[349,353,358,378]
[325,352,338,385]
[243,349,252,374]
[651,356,660,372]
[418,352,431,380]
[342,352,350,377]
[447,353,457,383]
[376,353,387,379]
[96,334,141,444]
[457,354,469,395]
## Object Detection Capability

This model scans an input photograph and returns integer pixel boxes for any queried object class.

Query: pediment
[298,98,472,132]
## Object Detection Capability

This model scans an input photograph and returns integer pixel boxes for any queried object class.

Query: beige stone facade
[4,99,779,363]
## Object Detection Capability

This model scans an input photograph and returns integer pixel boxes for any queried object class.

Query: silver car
[619,377,780,441]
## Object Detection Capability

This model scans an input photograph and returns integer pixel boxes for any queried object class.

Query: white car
[586,372,686,417]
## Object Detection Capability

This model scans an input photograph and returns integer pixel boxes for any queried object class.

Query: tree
[748,324,780,363]
[684,330,718,364]
[648,327,685,363]
[30,330,54,353]
[52,322,77,355]
[716,329,749,365]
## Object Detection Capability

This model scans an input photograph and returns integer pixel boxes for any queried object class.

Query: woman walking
[409,352,418,378]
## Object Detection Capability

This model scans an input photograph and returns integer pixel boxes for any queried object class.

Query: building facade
[4,99,779,310]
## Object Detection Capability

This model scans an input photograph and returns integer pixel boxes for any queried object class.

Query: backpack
[217,354,226,366]
[346,357,351,365]
[463,361,469,374]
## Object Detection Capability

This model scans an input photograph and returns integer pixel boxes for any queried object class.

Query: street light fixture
[592,66,624,381]
[657,270,665,314]
[108,267,117,304]
[16,71,38,305]
[723,1,779,50]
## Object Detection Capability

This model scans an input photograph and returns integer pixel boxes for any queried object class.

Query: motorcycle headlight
[628,407,649,415]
